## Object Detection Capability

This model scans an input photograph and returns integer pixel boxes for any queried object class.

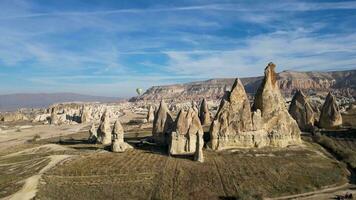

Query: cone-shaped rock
[253,62,301,145]
[97,110,112,145]
[209,78,253,149]
[88,123,97,143]
[147,105,155,123]
[152,100,174,145]
[289,90,315,131]
[169,108,204,155]
[319,92,342,128]
[111,120,132,152]
[199,98,211,126]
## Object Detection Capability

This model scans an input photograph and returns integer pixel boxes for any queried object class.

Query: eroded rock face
[210,78,253,149]
[152,100,174,145]
[111,120,132,152]
[194,131,204,163]
[209,63,301,150]
[169,108,204,155]
[50,107,58,125]
[252,62,301,146]
[146,105,155,123]
[199,98,211,126]
[1,112,28,122]
[319,92,343,128]
[80,106,91,123]
[88,123,97,143]
[289,90,315,131]
[97,110,112,145]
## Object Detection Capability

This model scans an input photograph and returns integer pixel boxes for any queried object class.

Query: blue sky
[0,0,355,97]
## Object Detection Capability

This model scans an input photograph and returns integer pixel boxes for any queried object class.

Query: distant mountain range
[131,69,356,102]
[0,93,120,111]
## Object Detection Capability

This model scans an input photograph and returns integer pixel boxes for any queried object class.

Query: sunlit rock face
[152,100,174,145]
[210,63,301,150]
[169,108,203,155]
[199,98,211,126]
[146,105,155,123]
[319,92,343,128]
[289,90,315,132]
[97,110,112,145]
[111,120,132,153]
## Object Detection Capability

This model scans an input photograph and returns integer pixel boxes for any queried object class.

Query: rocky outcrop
[199,98,211,126]
[152,100,174,145]
[50,107,58,125]
[0,112,28,122]
[146,105,155,123]
[131,70,355,102]
[289,90,315,131]
[252,62,301,146]
[210,78,253,149]
[319,92,343,128]
[194,131,204,162]
[88,123,97,143]
[80,106,91,123]
[210,63,301,150]
[97,111,112,145]
[111,120,132,152]
[169,108,204,155]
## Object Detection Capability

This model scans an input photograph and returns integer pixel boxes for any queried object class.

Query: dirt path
[2,155,72,200]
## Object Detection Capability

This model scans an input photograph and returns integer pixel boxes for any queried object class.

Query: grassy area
[0,129,350,200]
[35,141,348,199]
[313,130,356,171]
[0,154,50,198]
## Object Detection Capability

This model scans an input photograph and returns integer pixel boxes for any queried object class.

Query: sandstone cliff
[131,69,356,102]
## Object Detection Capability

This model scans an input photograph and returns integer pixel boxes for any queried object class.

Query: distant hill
[131,69,356,102]
[0,93,120,111]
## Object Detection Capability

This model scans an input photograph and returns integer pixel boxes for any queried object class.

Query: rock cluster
[97,111,112,145]
[319,92,343,128]
[289,90,315,131]
[111,120,132,152]
[169,108,204,155]
[199,98,211,126]
[210,63,301,150]
[152,100,174,145]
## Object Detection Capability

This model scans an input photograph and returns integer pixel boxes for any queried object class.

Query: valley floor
[0,124,354,200]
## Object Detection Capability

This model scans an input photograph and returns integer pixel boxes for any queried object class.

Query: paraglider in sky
[136,88,143,95]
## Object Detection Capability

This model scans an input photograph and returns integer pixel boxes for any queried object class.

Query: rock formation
[319,92,343,128]
[111,120,132,152]
[50,107,58,125]
[252,62,301,146]
[152,100,174,145]
[199,98,211,126]
[0,112,28,122]
[146,105,155,123]
[131,69,356,102]
[97,110,112,145]
[169,108,204,155]
[88,123,97,143]
[194,131,204,162]
[289,90,315,131]
[210,78,254,149]
[80,106,91,123]
[210,63,301,150]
